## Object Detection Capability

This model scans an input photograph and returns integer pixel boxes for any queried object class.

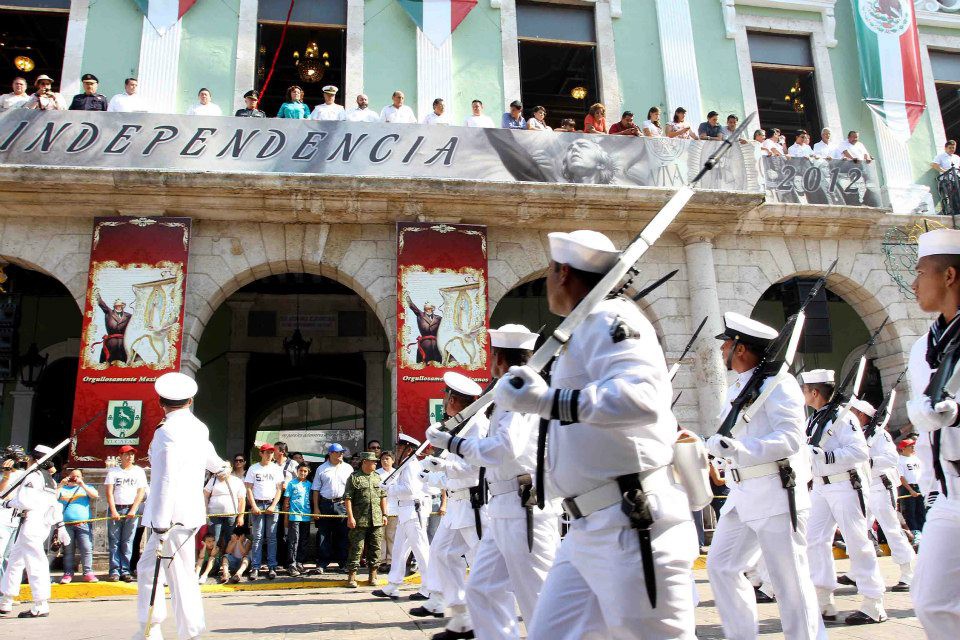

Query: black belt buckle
[821,475,831,485]
[562,497,583,520]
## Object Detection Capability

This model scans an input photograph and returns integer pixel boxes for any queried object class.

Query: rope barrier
[62,509,443,526]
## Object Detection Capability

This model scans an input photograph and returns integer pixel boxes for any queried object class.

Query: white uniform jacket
[435,413,488,530]
[141,408,227,530]
[866,427,900,489]
[390,455,430,524]
[909,336,944,497]
[809,410,869,485]
[8,471,60,540]
[719,369,812,522]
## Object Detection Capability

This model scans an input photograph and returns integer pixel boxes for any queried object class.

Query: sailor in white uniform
[705,313,822,640]
[905,228,960,640]
[848,398,915,591]
[428,324,562,640]
[135,373,229,640]
[800,369,886,625]
[493,230,697,640]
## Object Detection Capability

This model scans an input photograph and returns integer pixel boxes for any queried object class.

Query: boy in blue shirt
[283,463,313,576]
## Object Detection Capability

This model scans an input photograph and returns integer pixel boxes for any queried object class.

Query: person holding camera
[23,75,66,111]
[58,468,99,583]
[0,446,27,579]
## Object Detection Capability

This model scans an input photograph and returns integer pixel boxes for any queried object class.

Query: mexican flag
[852,0,926,141]
[132,0,198,33]
[397,0,478,48]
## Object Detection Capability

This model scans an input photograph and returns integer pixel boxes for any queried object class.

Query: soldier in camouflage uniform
[344,451,388,588]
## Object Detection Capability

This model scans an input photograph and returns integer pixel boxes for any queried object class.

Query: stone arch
[0,218,94,308]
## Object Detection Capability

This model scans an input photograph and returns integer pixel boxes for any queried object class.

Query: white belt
[815,470,855,485]
[447,488,471,502]
[488,477,520,497]
[728,461,780,484]
[561,467,672,521]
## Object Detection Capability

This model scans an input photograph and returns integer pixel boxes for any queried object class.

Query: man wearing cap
[380,90,417,124]
[23,75,66,111]
[309,86,345,121]
[493,229,697,639]
[136,372,228,640]
[848,399,915,592]
[235,90,265,118]
[799,368,886,624]
[343,452,388,588]
[429,324,562,640]
[244,444,283,580]
[311,443,354,573]
[903,227,960,639]
[705,312,821,639]
[105,445,148,582]
[374,434,432,600]
[69,74,108,111]
[896,439,925,532]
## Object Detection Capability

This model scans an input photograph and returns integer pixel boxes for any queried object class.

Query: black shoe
[17,610,49,618]
[837,574,855,586]
[845,611,886,625]
[822,614,837,622]
[120,573,134,583]
[891,581,910,592]
[410,606,443,618]
[409,592,430,601]
[372,589,398,600]
[267,569,277,580]
[432,631,475,640]
[754,588,775,604]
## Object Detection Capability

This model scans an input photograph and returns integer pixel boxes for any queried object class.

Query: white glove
[808,445,826,462]
[425,423,452,449]
[424,456,447,471]
[706,435,744,461]
[493,365,552,417]
[907,396,959,432]
[418,469,430,481]
[56,525,71,547]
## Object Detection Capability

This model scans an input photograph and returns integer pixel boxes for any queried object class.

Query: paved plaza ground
[0,558,924,639]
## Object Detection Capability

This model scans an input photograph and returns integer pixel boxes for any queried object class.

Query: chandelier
[570,86,587,100]
[294,42,331,83]
[14,56,34,73]
[783,78,805,113]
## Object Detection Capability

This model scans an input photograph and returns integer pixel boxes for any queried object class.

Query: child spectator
[195,532,219,583]
[283,463,313,577]
[220,526,252,584]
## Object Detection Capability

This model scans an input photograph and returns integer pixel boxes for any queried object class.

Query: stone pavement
[0,557,924,639]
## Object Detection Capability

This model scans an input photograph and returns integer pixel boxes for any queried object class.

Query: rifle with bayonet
[864,367,908,440]
[668,316,708,381]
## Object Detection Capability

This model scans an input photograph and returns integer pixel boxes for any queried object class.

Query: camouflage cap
[359,451,378,462]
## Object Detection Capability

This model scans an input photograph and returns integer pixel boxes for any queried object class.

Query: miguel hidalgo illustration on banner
[396,223,489,442]
[69,216,191,465]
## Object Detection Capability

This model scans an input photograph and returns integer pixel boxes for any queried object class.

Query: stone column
[497,0,522,109]
[363,351,387,444]
[9,386,35,446]
[386,349,397,444]
[594,1,622,118]
[180,352,201,379]
[137,20,182,114]
[869,112,934,215]
[345,0,365,101]
[680,230,726,435]
[226,352,250,456]
[654,0,703,118]
[61,0,91,99]
[233,0,258,112]
[416,30,453,121]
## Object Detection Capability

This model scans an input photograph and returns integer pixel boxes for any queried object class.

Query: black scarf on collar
[926,309,960,370]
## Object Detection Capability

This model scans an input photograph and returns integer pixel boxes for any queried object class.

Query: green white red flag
[132,0,198,33]
[397,0,478,48]
[852,0,926,141]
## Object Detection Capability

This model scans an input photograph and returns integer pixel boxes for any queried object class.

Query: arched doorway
[490,277,558,338]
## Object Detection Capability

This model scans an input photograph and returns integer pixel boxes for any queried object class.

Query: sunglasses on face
[234,459,245,463]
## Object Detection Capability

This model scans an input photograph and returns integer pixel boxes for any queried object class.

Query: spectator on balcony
[697,111,723,141]
[310,85,345,121]
[527,105,551,131]
[235,90,265,118]
[609,111,640,136]
[813,127,839,159]
[725,114,748,143]
[69,74,108,111]
[0,77,29,112]
[423,98,453,125]
[108,78,149,113]
[380,90,417,123]
[753,129,766,150]
[932,140,960,174]
[23,75,66,111]
[667,107,697,139]
[762,130,784,157]
[584,103,607,134]
[840,130,873,163]
[502,100,526,130]
[186,88,223,116]
[464,99,495,128]
[346,93,380,123]
[787,130,813,158]
[277,85,310,119]
[555,118,578,133]
[641,107,663,137]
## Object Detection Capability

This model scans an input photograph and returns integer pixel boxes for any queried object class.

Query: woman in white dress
[666,106,698,139]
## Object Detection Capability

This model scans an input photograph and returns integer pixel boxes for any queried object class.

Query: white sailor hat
[443,371,482,397]
[918,228,960,258]
[154,372,198,401]
[547,230,619,274]
[397,433,421,447]
[322,85,338,95]
[848,398,876,418]
[489,323,538,350]
[714,312,778,349]
[799,369,835,385]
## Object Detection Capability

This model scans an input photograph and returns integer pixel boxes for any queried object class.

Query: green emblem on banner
[105,400,142,445]
[428,398,444,425]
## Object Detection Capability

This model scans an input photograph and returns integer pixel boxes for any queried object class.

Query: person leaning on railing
[57,469,99,584]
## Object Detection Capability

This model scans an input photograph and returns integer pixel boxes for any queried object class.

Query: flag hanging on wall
[132,0,198,33]
[397,0,479,47]
[851,0,926,141]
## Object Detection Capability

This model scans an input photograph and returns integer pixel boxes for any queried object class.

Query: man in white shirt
[788,130,814,158]
[108,78,149,113]
[244,444,283,580]
[761,131,784,157]
[375,451,398,569]
[185,88,222,116]
[105,445,148,582]
[813,128,839,159]
[932,140,960,174]
[311,443,355,572]
[0,77,29,112]
[309,85,345,121]
[345,94,380,123]
[380,90,417,124]
[841,130,873,163]
[463,99,495,128]
[423,98,453,125]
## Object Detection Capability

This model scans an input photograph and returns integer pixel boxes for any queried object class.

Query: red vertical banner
[396,223,489,441]
[69,217,191,466]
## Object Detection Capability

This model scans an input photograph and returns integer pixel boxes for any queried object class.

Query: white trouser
[807,484,885,599]
[528,504,697,640]
[866,483,916,570]
[0,523,17,580]
[912,495,960,640]
[707,508,822,640]
[136,528,203,640]
[0,529,50,603]
[431,520,478,609]
[467,513,560,640]
[421,517,448,598]
[386,514,430,592]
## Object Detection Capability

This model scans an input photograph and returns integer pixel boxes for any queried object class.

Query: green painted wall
[689,0,745,121]
[195,304,232,450]
[736,6,821,22]
[80,0,142,98]
[177,0,240,114]
[614,2,665,117]
[364,0,418,115]
[451,3,504,125]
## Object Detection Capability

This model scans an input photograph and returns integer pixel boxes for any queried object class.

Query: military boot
[368,568,379,586]
[347,571,358,588]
